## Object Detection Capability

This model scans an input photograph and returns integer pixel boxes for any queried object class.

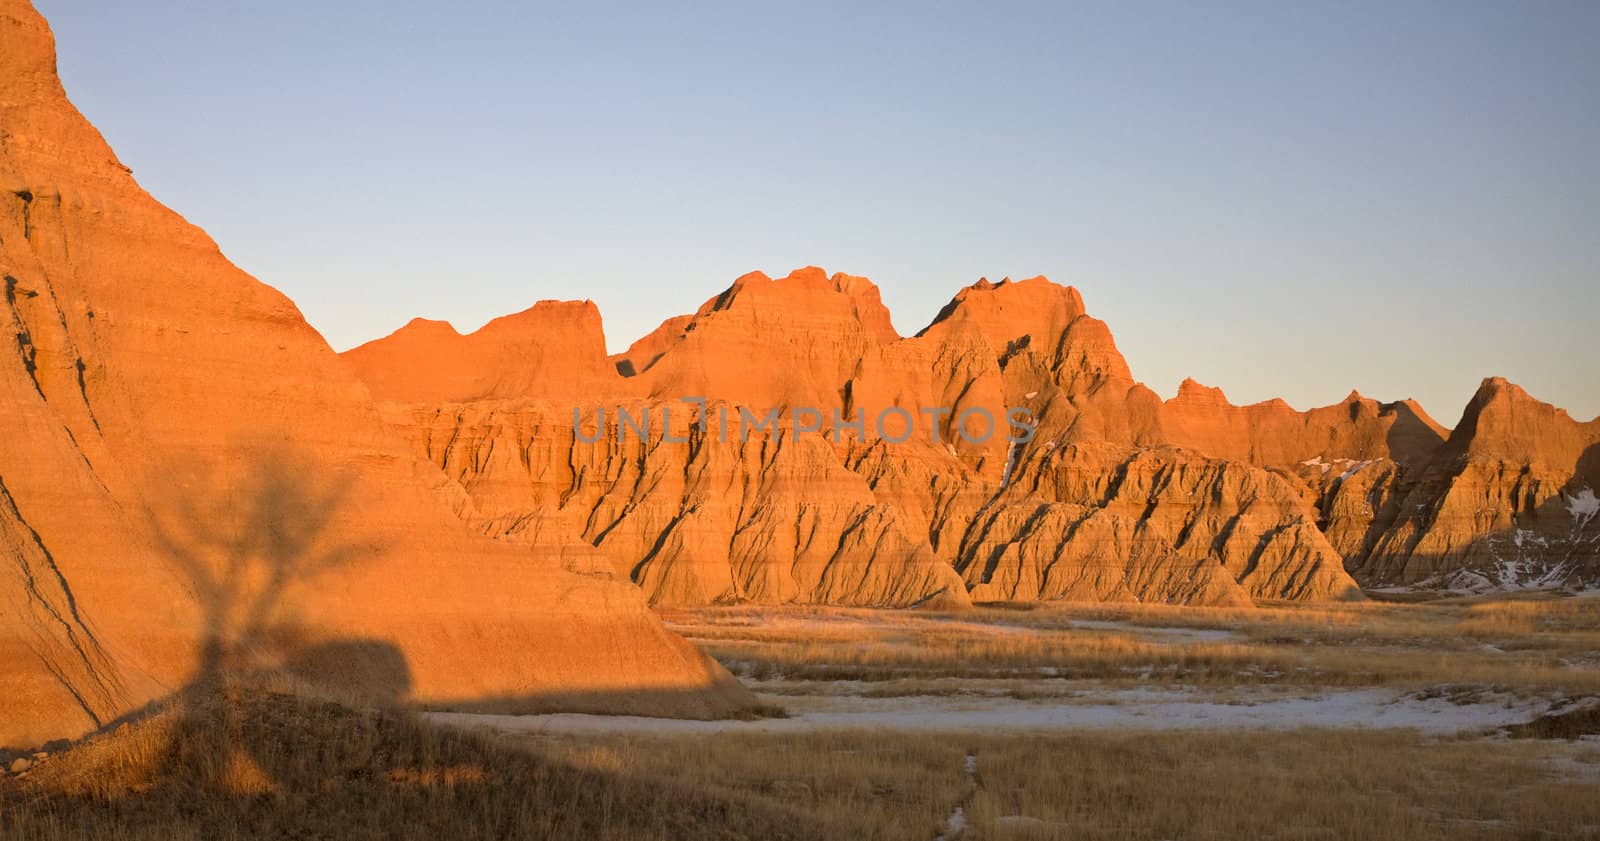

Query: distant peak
[402,316,456,330]
[781,265,830,285]
[920,274,1086,339]
[1175,377,1228,403]
[1469,376,1537,409]
[670,266,899,343]
[388,317,461,340]
[479,298,601,335]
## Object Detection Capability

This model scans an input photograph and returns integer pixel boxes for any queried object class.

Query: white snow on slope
[1568,488,1599,529]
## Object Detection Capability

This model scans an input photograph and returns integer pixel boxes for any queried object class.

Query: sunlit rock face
[0,0,753,750]
[351,255,1597,604]
[349,270,1365,608]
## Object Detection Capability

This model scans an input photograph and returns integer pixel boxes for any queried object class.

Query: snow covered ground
[428,685,1560,737]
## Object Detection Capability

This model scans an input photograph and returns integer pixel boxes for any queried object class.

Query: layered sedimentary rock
[1159,380,1448,473]
[0,0,750,750]
[915,279,1354,605]
[1347,379,1600,589]
[1153,383,1455,563]
[1153,373,1600,590]
[355,247,1597,600]
[352,270,1363,607]
[386,400,971,607]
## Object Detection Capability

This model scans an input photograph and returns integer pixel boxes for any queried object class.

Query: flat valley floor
[444,596,1600,840]
[5,594,1598,840]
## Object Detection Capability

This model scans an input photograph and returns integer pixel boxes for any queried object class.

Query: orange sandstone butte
[348,266,1598,602]
[0,0,751,751]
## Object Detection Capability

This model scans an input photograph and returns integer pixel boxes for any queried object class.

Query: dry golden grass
[662,595,1600,695]
[959,729,1600,840]
[0,682,832,841]
[33,686,1591,841]
[518,730,967,841]
[504,726,1600,841]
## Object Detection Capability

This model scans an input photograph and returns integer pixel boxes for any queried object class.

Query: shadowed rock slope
[1156,375,1600,591]
[0,0,752,751]
[1344,379,1600,589]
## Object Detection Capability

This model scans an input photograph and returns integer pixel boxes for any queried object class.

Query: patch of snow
[1023,391,1038,400]
[1418,556,1573,593]
[429,686,1555,737]
[1567,488,1599,529]
[999,441,1023,489]
[1335,460,1374,482]
[1498,556,1521,589]
[934,752,979,839]
[1069,618,1239,643]
[1300,456,1331,475]
[936,806,966,840]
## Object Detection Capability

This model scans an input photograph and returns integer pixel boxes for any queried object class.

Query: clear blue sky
[38,1,1599,423]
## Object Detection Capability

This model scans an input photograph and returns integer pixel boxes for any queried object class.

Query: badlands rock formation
[1348,379,1600,589]
[1152,375,1600,590]
[0,0,751,750]
[348,272,1365,607]
[341,300,613,404]
[352,263,1598,600]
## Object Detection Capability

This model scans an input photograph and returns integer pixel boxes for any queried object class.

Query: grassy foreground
[0,683,830,841]
[6,594,1599,840]
[517,728,1600,841]
[8,682,1597,841]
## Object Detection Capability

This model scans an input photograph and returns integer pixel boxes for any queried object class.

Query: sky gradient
[38,1,1599,423]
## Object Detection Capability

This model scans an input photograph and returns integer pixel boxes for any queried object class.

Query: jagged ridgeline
[342,267,1598,608]
[0,0,752,751]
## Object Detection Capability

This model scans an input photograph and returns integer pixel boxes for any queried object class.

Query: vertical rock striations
[351,272,1366,607]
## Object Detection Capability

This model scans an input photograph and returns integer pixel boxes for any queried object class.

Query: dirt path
[933,753,977,841]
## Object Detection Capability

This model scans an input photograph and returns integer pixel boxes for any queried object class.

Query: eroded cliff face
[1155,373,1600,591]
[383,399,972,608]
[350,247,1598,602]
[0,0,751,750]
[958,444,1354,605]
[1349,379,1600,589]
[351,269,1364,607]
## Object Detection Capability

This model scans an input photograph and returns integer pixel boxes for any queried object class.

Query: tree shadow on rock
[0,448,832,841]
[141,447,403,792]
